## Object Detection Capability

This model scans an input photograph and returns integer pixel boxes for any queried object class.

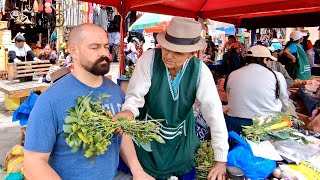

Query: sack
[227,131,276,179]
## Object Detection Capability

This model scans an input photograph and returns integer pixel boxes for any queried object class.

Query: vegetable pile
[195,141,215,180]
[242,112,308,143]
[63,93,164,159]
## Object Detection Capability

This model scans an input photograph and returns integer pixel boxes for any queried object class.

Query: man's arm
[24,150,61,180]
[120,135,154,180]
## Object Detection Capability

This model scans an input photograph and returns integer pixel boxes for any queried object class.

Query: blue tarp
[216,27,243,35]
[12,90,40,126]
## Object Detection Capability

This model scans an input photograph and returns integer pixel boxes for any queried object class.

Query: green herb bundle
[242,112,308,143]
[195,141,215,180]
[63,93,165,159]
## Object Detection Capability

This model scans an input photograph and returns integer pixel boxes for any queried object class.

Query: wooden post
[119,0,126,76]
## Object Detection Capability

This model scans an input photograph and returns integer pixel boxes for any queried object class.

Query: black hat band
[165,32,200,45]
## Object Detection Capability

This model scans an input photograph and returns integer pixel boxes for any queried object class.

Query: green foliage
[64,92,165,160]
[124,66,135,79]
[195,141,215,180]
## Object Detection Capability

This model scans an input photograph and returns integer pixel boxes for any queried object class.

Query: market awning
[81,0,320,75]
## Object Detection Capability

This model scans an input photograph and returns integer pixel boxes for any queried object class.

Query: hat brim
[156,31,206,53]
[269,55,277,61]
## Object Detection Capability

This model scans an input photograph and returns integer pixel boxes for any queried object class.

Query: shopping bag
[227,131,276,179]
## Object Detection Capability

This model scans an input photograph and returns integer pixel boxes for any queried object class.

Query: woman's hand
[207,162,227,180]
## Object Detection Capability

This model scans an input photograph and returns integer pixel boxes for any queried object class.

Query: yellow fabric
[5,145,24,174]
[82,2,88,12]
[4,95,20,111]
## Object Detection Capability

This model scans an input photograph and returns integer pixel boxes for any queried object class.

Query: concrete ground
[0,62,120,166]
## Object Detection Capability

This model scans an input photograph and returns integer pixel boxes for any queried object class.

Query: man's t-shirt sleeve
[24,96,57,153]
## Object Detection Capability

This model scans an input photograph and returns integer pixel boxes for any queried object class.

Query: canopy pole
[251,29,256,47]
[119,0,126,76]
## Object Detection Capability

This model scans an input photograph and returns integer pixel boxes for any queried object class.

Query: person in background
[205,35,217,61]
[314,40,320,64]
[269,38,283,52]
[23,23,153,180]
[301,30,313,52]
[137,38,145,58]
[221,43,244,75]
[223,35,245,56]
[282,31,311,80]
[306,41,315,67]
[44,55,61,83]
[225,45,289,149]
[8,33,41,63]
[268,46,293,87]
[117,17,228,180]
[38,44,58,60]
[125,37,140,65]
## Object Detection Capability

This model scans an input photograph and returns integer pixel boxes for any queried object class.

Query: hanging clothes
[88,3,93,23]
[99,8,109,31]
[93,4,100,25]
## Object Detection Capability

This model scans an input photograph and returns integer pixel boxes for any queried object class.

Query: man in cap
[116,17,229,180]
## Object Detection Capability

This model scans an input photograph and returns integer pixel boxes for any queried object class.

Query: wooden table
[0,80,49,99]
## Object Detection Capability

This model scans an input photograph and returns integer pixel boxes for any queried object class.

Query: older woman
[116,17,228,180]
[38,44,58,60]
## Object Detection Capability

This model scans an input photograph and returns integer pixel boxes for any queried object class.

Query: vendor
[116,17,229,179]
[225,45,289,149]
[38,44,58,60]
[8,33,41,63]
[282,31,311,80]
[222,35,246,56]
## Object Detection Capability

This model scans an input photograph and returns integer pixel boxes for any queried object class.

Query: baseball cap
[290,31,308,41]
[247,45,277,61]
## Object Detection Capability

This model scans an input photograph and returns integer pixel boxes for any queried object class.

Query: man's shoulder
[41,74,73,96]
[103,77,124,95]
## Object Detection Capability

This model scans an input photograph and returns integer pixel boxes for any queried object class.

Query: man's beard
[82,56,111,76]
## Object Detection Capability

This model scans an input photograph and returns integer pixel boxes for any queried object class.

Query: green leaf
[139,142,152,152]
[63,124,72,133]
[65,116,78,123]
[94,132,102,143]
[152,134,165,144]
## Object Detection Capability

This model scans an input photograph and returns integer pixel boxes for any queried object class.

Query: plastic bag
[273,139,320,164]
[227,131,276,179]
[12,90,41,126]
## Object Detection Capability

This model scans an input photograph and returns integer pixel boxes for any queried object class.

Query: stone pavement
[0,92,20,165]
[0,62,120,166]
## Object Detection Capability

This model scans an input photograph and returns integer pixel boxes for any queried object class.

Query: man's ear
[68,45,78,58]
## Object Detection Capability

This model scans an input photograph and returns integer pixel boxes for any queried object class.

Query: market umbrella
[128,13,173,33]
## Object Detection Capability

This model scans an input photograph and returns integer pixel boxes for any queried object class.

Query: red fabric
[82,0,320,26]
[81,0,320,75]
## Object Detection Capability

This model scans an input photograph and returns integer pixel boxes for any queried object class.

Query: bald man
[23,24,153,180]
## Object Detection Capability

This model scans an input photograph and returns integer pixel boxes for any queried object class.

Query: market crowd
[19,15,320,180]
